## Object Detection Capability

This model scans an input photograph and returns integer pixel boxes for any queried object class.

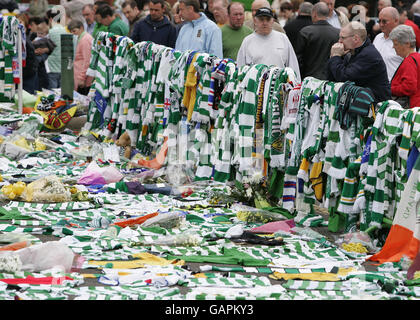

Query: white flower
[250,172,263,184]
[226,186,232,195]
[246,188,253,198]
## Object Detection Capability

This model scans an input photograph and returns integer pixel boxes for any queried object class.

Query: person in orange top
[390,24,420,108]
[68,19,94,95]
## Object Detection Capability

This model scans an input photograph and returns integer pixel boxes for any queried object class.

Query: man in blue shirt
[82,4,96,36]
[175,0,223,58]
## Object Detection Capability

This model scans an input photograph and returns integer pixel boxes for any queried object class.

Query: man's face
[254,15,273,35]
[29,22,37,33]
[149,2,164,21]
[338,26,355,51]
[377,0,388,13]
[207,0,215,12]
[321,0,335,16]
[82,7,95,24]
[179,2,193,21]
[123,5,140,23]
[379,9,399,37]
[94,12,102,23]
[212,0,227,23]
[229,3,245,29]
[100,15,112,26]
[399,9,408,24]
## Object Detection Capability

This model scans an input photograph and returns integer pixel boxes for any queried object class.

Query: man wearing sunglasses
[373,6,403,82]
[327,21,391,104]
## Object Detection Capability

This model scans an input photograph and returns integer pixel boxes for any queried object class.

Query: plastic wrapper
[10,136,32,151]
[77,161,123,185]
[22,175,71,203]
[90,142,105,161]
[290,226,326,239]
[154,233,201,246]
[335,231,379,253]
[14,114,44,138]
[0,140,31,160]
[165,164,194,186]
[0,241,75,273]
[69,144,92,160]
[33,136,63,150]
[16,241,75,272]
[134,232,202,247]
[141,211,186,229]
[225,224,244,239]
[233,204,285,223]
[0,131,55,160]
[134,168,166,183]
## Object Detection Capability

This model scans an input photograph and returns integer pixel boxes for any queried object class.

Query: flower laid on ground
[208,171,277,209]
[236,210,284,223]
[1,181,26,200]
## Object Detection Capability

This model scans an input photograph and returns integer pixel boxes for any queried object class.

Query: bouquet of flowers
[208,171,277,209]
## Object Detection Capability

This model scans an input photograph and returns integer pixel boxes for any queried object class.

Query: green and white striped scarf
[235,64,269,180]
[363,101,406,229]
[180,273,271,288]
[0,16,20,100]
[213,61,238,182]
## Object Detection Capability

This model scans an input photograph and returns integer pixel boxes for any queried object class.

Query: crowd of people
[8,0,420,108]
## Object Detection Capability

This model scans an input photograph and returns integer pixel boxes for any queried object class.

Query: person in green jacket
[95,3,129,36]
[92,1,109,39]
[92,20,108,38]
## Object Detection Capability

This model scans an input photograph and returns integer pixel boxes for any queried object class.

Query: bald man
[373,6,403,81]
[327,21,390,103]
[244,0,285,33]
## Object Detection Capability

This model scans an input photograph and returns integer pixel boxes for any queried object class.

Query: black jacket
[284,15,313,51]
[295,20,339,80]
[327,38,391,104]
[23,37,39,79]
[131,15,177,48]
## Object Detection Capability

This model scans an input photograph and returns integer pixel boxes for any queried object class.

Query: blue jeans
[48,72,61,89]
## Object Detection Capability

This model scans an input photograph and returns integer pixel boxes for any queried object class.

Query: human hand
[34,48,47,55]
[330,43,345,57]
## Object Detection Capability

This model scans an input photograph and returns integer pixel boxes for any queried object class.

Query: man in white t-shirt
[237,7,301,81]
[373,6,403,81]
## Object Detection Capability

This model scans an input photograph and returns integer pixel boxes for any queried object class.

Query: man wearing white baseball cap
[237,7,301,81]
